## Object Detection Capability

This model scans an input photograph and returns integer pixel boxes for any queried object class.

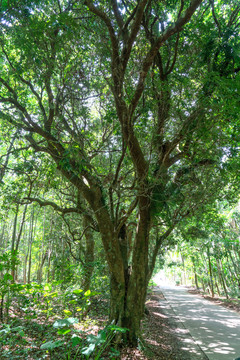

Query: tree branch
[84,0,119,61]
[121,0,149,73]
[1,46,48,122]
[209,0,222,35]
[166,33,180,75]
[24,196,85,215]
[111,0,124,29]
[129,0,203,116]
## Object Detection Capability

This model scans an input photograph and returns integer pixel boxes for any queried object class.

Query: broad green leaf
[53,317,78,328]
[84,290,91,297]
[40,340,64,350]
[71,335,82,347]
[81,343,95,356]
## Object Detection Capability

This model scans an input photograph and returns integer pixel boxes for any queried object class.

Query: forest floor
[1,287,240,359]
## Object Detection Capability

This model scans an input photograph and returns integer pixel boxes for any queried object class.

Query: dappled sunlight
[156,279,240,360]
[152,312,168,318]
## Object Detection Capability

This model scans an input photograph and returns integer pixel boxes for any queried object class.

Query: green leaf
[40,340,64,350]
[71,335,82,347]
[69,300,77,304]
[44,284,51,291]
[86,331,106,345]
[3,273,13,282]
[53,317,78,328]
[107,325,129,333]
[63,309,72,316]
[57,328,71,335]
[72,289,83,295]
[84,290,91,297]
[18,330,25,337]
[81,343,95,356]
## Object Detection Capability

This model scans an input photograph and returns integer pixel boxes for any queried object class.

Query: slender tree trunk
[0,222,6,249]
[0,130,18,183]
[11,204,19,281]
[47,249,52,283]
[37,251,48,283]
[228,250,240,289]
[60,235,65,282]
[181,254,186,285]
[23,255,27,284]
[27,207,34,284]
[236,248,240,263]
[207,247,214,297]
[226,262,236,288]
[82,215,94,292]
[0,295,4,322]
[194,272,199,289]
[215,280,220,296]
[51,256,55,281]
[27,245,32,284]
[0,222,6,278]
[229,250,240,273]
[37,208,46,283]
[12,205,28,282]
[191,257,199,289]
[216,258,229,299]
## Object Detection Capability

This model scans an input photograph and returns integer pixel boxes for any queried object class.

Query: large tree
[0,0,240,344]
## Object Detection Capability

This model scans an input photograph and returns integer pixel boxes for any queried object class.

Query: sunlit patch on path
[154,277,240,360]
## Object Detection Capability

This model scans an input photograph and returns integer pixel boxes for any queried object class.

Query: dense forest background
[0,0,240,358]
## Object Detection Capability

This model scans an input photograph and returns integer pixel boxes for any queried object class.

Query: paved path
[157,284,240,360]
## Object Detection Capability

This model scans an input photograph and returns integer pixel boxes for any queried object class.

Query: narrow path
[158,283,240,360]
